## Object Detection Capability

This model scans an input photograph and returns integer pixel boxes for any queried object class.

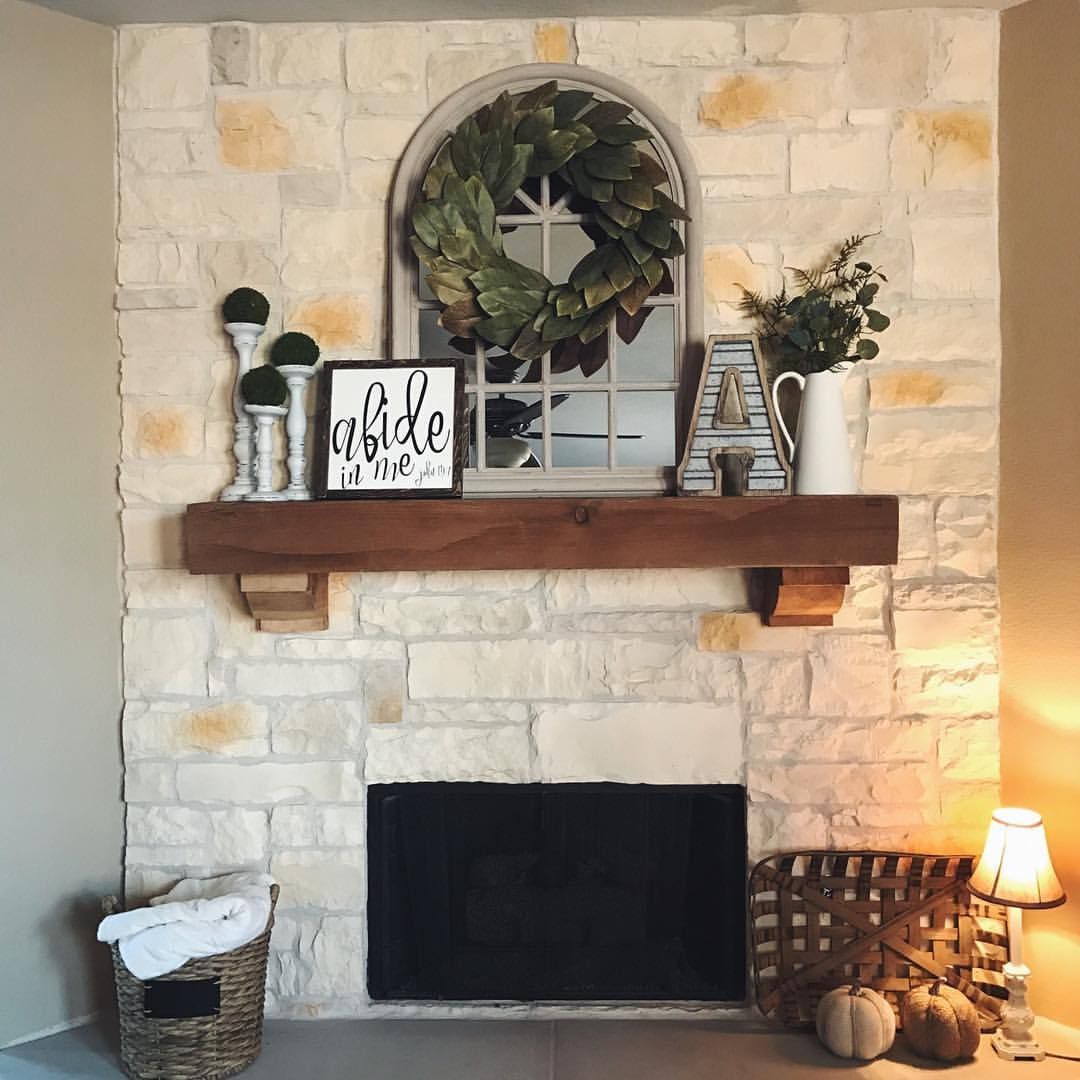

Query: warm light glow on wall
[1013,689,1080,736]
[999,692,1080,1027]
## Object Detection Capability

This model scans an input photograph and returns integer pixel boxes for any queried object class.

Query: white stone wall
[116,14,1001,1016]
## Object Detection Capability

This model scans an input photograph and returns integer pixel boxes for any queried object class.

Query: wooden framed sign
[313,359,465,499]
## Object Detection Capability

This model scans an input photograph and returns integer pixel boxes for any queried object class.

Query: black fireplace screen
[367,782,747,1002]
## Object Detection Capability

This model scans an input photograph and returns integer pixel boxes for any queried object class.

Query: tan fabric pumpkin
[901,979,981,1061]
[815,981,897,1060]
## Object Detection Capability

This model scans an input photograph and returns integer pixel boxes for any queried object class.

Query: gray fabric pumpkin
[816,981,896,1060]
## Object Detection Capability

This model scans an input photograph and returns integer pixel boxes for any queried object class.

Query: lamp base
[994,959,1046,1061]
[992,1030,1046,1062]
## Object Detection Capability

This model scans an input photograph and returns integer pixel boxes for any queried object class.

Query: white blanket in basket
[97,872,275,979]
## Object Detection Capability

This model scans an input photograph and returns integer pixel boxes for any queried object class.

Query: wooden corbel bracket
[761,566,850,627]
[239,573,329,632]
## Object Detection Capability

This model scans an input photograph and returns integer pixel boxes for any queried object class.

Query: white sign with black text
[315,360,464,498]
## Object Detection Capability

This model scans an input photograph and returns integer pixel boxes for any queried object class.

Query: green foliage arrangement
[270,331,320,367]
[240,365,288,407]
[410,80,689,377]
[738,235,891,375]
[222,286,270,325]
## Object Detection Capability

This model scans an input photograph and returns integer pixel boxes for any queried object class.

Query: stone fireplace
[118,12,1001,1019]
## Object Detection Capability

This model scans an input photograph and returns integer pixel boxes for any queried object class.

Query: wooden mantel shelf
[184,495,898,631]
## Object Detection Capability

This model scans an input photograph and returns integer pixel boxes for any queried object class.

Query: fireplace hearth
[367,782,747,1003]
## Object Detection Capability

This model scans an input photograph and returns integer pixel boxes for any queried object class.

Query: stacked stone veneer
[116,14,1001,1016]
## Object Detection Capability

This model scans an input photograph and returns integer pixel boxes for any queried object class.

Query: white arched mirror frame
[389,63,703,495]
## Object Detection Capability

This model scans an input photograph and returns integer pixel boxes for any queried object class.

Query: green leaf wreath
[409,80,689,379]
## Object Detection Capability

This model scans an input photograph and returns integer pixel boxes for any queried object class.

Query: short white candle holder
[243,403,288,502]
[276,364,317,500]
[221,321,266,501]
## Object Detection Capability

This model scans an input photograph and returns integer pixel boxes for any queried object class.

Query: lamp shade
[968,807,1066,909]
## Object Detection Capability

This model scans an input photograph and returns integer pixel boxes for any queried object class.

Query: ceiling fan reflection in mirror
[473,393,642,469]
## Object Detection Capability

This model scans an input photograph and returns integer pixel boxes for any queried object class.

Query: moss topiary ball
[222,287,270,325]
[240,365,288,407]
[270,331,320,367]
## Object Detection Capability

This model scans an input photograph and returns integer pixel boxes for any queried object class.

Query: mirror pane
[419,310,476,379]
[419,308,454,358]
[482,391,543,469]
[506,193,536,214]
[500,224,542,271]
[616,304,675,382]
[549,170,572,208]
[655,260,675,296]
[417,260,434,301]
[550,223,598,285]
[520,175,542,206]
[550,332,608,384]
[549,171,590,214]
[550,392,608,468]
[466,392,477,468]
[615,391,675,467]
[483,348,526,388]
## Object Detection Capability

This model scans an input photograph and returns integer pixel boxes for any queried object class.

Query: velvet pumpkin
[901,979,981,1061]
[816,981,896,1060]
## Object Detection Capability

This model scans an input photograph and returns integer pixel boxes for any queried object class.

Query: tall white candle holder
[243,404,289,502]
[220,321,266,501]
[276,365,317,500]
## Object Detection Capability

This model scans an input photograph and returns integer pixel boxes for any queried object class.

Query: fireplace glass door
[367,782,746,1002]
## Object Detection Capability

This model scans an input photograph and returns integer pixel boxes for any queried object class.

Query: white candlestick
[276,364,317,500]
[220,322,266,501]
[243,404,288,502]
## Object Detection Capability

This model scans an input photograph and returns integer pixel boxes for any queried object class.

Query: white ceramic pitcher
[771,366,857,495]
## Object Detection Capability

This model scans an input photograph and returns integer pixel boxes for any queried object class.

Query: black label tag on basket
[144,977,221,1019]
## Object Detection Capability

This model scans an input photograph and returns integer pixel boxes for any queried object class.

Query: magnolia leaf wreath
[409,80,689,380]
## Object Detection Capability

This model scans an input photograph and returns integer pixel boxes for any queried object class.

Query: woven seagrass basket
[102,884,278,1080]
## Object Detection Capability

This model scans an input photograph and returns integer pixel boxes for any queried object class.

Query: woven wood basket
[103,885,278,1080]
[750,852,1009,1030]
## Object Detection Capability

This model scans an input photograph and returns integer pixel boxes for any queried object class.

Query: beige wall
[999,0,1080,1030]
[0,0,123,1047]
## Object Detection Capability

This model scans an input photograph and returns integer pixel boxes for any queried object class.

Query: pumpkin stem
[930,978,945,997]
[849,979,863,996]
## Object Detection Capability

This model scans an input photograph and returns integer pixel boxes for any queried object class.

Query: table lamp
[967,807,1066,1061]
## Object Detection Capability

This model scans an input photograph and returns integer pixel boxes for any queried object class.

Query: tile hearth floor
[5,1018,1080,1079]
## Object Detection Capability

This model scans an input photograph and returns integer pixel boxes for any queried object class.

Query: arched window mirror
[390,64,702,495]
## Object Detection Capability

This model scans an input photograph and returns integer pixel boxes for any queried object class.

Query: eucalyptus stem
[738,234,891,376]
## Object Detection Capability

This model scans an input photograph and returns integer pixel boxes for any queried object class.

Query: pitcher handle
[771,370,805,460]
